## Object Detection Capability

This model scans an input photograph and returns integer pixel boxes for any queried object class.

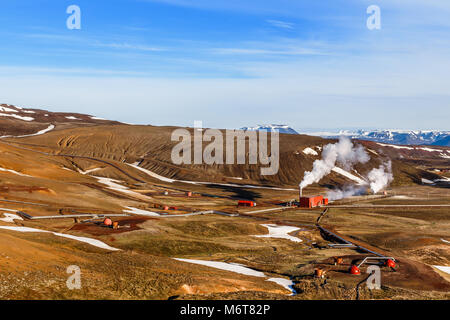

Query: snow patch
[123,206,160,217]
[1,124,55,138]
[174,258,295,295]
[0,226,119,251]
[332,167,367,185]
[0,167,31,177]
[255,224,302,243]
[174,259,266,277]
[127,162,296,191]
[0,213,23,223]
[127,162,176,183]
[0,113,34,121]
[434,266,450,275]
[377,143,414,150]
[266,277,295,293]
[303,147,318,156]
[17,124,54,138]
[0,106,18,113]
[95,177,149,199]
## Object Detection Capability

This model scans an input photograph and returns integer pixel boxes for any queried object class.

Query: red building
[237,200,256,207]
[299,196,328,208]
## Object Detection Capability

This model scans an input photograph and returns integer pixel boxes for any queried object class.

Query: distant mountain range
[240,125,450,147]
[311,130,450,147]
[241,124,299,135]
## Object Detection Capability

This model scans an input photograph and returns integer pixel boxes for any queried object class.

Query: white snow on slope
[421,178,434,184]
[255,224,302,243]
[377,143,414,150]
[418,147,441,152]
[175,259,266,277]
[123,206,160,217]
[127,162,176,183]
[0,113,34,121]
[1,124,55,139]
[78,167,102,175]
[0,213,23,223]
[434,266,450,275]
[0,226,119,251]
[127,162,296,191]
[95,177,151,200]
[0,106,18,113]
[174,258,295,295]
[332,167,367,185]
[303,147,318,156]
[266,277,295,293]
[0,167,31,177]
[65,116,80,120]
[17,124,55,138]
[441,239,450,244]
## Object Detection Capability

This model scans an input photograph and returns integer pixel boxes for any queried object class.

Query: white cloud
[266,20,295,29]
[210,47,324,56]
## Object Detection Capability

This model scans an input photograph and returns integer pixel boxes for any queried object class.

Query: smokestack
[299,187,303,199]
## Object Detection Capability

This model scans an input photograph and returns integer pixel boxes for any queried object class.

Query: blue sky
[0,0,449,130]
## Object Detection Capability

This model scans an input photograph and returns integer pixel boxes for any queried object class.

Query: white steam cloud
[300,137,394,200]
[299,136,370,190]
[367,161,394,193]
[327,185,367,201]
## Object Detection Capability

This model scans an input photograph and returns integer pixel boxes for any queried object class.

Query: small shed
[237,200,256,207]
[299,196,328,208]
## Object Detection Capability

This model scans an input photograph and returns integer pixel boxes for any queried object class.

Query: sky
[0,0,449,131]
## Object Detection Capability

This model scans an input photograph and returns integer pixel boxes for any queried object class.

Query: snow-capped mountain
[241,124,298,134]
[316,130,450,147]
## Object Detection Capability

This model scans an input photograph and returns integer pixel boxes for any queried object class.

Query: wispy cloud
[94,42,166,52]
[19,32,166,53]
[211,47,324,56]
[266,19,295,29]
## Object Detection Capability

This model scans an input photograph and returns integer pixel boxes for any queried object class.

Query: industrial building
[299,195,328,208]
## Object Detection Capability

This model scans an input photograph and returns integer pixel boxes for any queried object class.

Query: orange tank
[385,259,396,268]
[350,265,361,275]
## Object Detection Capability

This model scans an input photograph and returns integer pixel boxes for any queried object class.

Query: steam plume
[327,185,367,201]
[300,136,370,190]
[367,161,393,193]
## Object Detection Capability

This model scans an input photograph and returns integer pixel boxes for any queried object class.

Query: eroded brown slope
[9,124,442,188]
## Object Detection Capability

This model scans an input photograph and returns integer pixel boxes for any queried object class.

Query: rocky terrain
[0,104,448,300]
